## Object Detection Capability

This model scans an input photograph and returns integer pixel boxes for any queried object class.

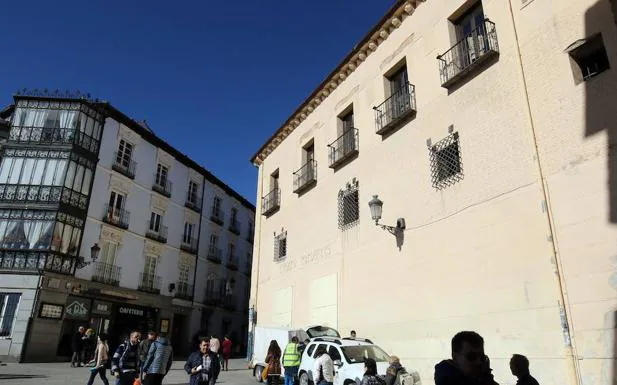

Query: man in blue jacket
[142,334,174,385]
[111,331,141,385]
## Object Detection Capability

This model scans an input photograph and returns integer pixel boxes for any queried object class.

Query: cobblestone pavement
[0,359,257,385]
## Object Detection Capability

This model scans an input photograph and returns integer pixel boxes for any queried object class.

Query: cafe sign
[92,300,112,316]
[65,296,91,320]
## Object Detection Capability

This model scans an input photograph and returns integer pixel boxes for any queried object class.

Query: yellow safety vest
[282,343,301,367]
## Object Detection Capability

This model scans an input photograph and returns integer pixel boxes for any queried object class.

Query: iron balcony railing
[437,19,499,88]
[138,273,161,294]
[0,250,79,275]
[185,191,202,213]
[374,82,416,135]
[112,152,137,179]
[227,254,239,270]
[8,127,100,154]
[175,281,194,301]
[181,236,198,254]
[91,262,121,286]
[152,175,172,197]
[293,160,317,193]
[229,220,241,235]
[0,184,62,205]
[207,245,222,263]
[102,204,130,229]
[261,188,280,216]
[328,128,359,168]
[211,208,224,226]
[146,221,168,243]
[204,282,224,305]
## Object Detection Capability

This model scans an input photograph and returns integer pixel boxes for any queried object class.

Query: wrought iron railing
[9,127,75,145]
[293,160,317,193]
[374,83,416,134]
[185,191,202,213]
[261,188,280,216]
[229,220,241,235]
[152,175,172,197]
[112,152,137,179]
[437,19,499,88]
[0,184,62,205]
[181,236,198,254]
[146,221,168,243]
[227,254,239,270]
[328,128,359,168]
[138,273,161,294]
[102,204,130,229]
[211,209,224,225]
[175,282,194,301]
[0,250,78,275]
[92,262,121,286]
[207,245,222,263]
[60,188,89,210]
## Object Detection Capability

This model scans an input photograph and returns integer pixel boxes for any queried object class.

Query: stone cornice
[250,0,425,166]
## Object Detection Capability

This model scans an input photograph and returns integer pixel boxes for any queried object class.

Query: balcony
[102,204,130,230]
[261,188,280,216]
[8,126,100,154]
[328,128,359,168]
[175,282,194,301]
[91,262,121,286]
[226,254,239,271]
[152,176,172,198]
[373,82,416,135]
[112,153,137,179]
[207,246,222,263]
[0,184,62,205]
[146,221,168,243]
[0,250,81,275]
[210,209,224,226]
[181,236,198,254]
[229,221,241,236]
[185,192,202,213]
[138,273,161,294]
[437,19,499,88]
[293,160,317,194]
[221,295,236,311]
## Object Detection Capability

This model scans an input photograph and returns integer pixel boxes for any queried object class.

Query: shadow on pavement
[0,375,47,379]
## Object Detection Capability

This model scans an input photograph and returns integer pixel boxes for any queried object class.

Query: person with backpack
[312,345,334,385]
[360,358,386,385]
[385,356,413,385]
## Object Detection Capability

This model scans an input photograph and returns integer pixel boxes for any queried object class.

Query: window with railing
[429,132,463,189]
[211,196,224,225]
[146,213,168,243]
[152,164,172,197]
[185,181,201,212]
[338,180,360,230]
[374,65,416,135]
[104,192,129,229]
[328,128,359,168]
[181,223,197,253]
[274,230,287,261]
[112,140,136,179]
[207,234,222,263]
[293,159,317,194]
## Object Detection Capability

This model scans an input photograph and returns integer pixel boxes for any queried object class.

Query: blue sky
[0,1,395,203]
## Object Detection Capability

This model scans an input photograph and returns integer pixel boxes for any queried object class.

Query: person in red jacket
[222,336,232,371]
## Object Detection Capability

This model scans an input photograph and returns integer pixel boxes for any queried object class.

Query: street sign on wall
[65,296,91,320]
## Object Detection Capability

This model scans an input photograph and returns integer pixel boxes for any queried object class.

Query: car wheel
[255,366,264,382]
[300,372,311,385]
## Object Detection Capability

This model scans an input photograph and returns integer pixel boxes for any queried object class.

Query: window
[228,243,235,258]
[454,3,486,65]
[149,212,162,232]
[338,180,360,229]
[307,344,317,357]
[100,241,118,265]
[0,154,68,186]
[270,170,279,191]
[116,140,133,168]
[0,293,20,337]
[209,233,218,246]
[231,208,238,225]
[274,231,287,261]
[328,345,342,362]
[179,263,190,284]
[183,222,194,244]
[303,142,315,165]
[188,181,199,203]
[213,196,222,216]
[313,344,327,358]
[144,255,157,277]
[340,110,354,132]
[247,221,254,239]
[430,132,463,189]
[107,191,125,218]
[389,65,409,95]
[155,164,168,187]
[568,33,610,83]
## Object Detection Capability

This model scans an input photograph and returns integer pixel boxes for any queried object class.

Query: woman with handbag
[265,340,282,385]
[87,333,110,385]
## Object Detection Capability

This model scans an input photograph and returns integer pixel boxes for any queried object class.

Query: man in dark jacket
[184,338,220,385]
[434,331,498,385]
[112,331,141,385]
[71,326,86,367]
[510,354,539,385]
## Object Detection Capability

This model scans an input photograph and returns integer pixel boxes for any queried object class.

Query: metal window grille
[0,293,20,337]
[274,230,287,261]
[429,132,463,189]
[338,179,360,230]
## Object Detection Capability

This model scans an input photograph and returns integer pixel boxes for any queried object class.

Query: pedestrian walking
[384,355,414,385]
[222,336,232,371]
[87,333,110,385]
[360,358,386,385]
[282,336,301,385]
[142,334,174,385]
[265,340,282,385]
[434,331,498,385]
[139,331,157,370]
[111,331,141,385]
[209,337,222,370]
[510,354,540,385]
[312,345,334,385]
[72,326,86,367]
[184,338,221,385]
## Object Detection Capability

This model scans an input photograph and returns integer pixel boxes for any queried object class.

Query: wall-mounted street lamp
[76,243,101,269]
[368,195,406,235]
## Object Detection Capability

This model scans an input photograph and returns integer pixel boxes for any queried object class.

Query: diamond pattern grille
[338,181,359,230]
[429,132,463,189]
[274,231,287,261]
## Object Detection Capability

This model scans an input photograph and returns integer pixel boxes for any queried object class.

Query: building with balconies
[249,1,617,385]
[0,90,255,362]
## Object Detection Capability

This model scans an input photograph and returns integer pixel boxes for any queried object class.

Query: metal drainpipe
[507,2,581,384]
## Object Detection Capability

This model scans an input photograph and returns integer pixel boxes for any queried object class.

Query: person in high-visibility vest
[282,336,301,385]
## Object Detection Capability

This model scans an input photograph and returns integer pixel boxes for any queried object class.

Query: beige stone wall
[251,1,617,384]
